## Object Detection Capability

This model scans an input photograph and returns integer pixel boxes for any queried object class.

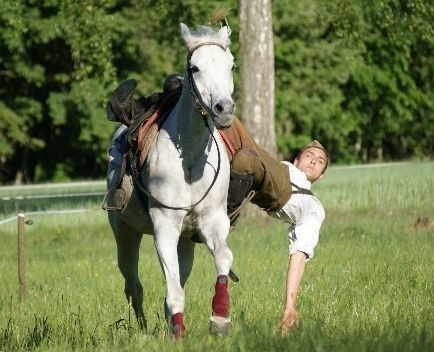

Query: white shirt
[269,161,325,259]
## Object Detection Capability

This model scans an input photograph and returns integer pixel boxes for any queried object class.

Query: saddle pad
[136,91,181,168]
[138,110,165,168]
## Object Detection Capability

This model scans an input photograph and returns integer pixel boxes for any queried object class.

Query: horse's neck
[171,86,212,159]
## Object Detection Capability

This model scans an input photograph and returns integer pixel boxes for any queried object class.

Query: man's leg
[229,147,292,214]
[226,148,263,224]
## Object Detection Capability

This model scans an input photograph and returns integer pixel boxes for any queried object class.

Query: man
[106,77,328,333]
[228,140,328,333]
[275,142,327,332]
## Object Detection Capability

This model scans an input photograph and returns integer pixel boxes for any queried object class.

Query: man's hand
[277,307,299,335]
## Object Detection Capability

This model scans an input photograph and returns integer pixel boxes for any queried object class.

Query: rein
[187,42,227,118]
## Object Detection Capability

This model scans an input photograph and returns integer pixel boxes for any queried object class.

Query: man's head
[294,140,328,183]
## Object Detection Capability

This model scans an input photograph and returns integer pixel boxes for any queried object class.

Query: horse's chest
[147,147,216,188]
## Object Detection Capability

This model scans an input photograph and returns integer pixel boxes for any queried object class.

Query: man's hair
[297,140,329,172]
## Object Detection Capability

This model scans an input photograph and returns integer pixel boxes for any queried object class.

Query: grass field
[0,162,433,351]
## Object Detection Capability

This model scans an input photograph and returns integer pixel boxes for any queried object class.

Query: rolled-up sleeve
[288,197,325,260]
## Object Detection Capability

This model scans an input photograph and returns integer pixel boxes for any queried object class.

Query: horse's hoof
[171,312,185,340]
[209,315,231,336]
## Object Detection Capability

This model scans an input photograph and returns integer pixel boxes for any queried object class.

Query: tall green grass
[316,161,433,210]
[0,162,432,351]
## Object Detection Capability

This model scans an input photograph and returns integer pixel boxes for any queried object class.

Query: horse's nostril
[214,99,234,114]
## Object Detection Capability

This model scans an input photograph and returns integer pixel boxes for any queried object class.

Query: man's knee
[232,148,258,173]
[231,148,264,188]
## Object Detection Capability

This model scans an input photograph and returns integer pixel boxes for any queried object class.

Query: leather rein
[186,41,228,118]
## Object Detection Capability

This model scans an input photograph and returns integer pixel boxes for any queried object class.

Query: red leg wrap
[212,275,230,318]
[171,312,185,339]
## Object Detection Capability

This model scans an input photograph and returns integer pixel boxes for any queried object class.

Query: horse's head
[180,23,235,129]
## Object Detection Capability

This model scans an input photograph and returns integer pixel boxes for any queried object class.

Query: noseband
[186,42,231,118]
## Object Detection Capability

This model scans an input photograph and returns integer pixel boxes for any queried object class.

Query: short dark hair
[297,140,329,171]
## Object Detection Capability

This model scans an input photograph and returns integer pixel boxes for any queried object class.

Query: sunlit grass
[316,161,433,210]
[0,162,433,351]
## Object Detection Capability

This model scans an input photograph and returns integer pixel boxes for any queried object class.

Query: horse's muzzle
[212,97,234,129]
[213,97,234,117]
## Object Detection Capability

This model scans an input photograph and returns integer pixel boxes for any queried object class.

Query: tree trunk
[238,0,276,155]
[238,0,276,223]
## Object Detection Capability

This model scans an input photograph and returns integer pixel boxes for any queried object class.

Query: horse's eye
[190,65,199,73]
[231,64,236,71]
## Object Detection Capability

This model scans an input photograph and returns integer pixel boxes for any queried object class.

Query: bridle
[186,41,230,120]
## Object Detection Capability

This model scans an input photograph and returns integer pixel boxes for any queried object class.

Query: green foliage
[0,0,119,183]
[273,0,360,161]
[272,0,434,162]
[338,0,434,161]
[0,0,238,184]
[0,101,29,156]
[0,162,433,350]
[0,0,432,184]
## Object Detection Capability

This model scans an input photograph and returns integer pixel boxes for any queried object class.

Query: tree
[0,0,240,184]
[0,0,432,184]
[0,0,120,183]
[272,0,359,162]
[239,0,276,155]
[340,0,434,161]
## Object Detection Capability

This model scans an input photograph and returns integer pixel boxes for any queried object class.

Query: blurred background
[0,0,432,185]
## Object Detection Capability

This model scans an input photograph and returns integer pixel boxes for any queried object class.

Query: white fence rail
[0,209,92,225]
[0,180,105,225]
[0,180,105,191]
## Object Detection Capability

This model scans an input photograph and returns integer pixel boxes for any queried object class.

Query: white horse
[107,22,235,338]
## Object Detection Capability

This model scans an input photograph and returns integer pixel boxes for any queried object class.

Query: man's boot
[227,170,254,226]
[107,79,137,125]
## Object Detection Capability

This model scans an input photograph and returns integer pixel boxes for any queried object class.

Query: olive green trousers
[231,147,291,212]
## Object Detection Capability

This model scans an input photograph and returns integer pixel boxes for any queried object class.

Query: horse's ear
[217,25,231,48]
[180,23,191,42]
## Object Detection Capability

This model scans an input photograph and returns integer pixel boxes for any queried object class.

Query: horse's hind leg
[110,216,147,330]
[160,236,195,339]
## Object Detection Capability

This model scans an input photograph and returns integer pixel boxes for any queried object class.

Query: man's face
[294,147,327,183]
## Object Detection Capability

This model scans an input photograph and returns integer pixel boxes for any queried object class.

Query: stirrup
[228,189,256,226]
[101,188,126,211]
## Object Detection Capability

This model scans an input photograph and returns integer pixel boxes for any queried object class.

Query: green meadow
[0,162,433,351]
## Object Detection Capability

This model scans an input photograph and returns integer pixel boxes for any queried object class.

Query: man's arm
[277,250,307,333]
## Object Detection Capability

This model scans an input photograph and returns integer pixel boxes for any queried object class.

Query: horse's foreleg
[178,237,196,287]
[199,213,233,335]
[162,237,195,321]
[208,240,233,335]
[110,216,147,330]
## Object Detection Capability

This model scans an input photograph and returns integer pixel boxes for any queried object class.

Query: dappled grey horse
[106,22,235,338]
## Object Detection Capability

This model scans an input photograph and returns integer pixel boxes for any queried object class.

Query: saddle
[102,79,181,211]
[102,78,256,215]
